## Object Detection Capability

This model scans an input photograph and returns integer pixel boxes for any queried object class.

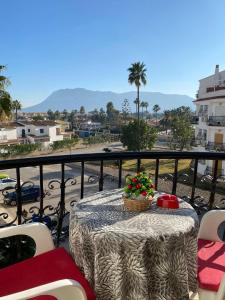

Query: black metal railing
[206,142,225,151]
[1,151,225,246]
[208,116,225,126]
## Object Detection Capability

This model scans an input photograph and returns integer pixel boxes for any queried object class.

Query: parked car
[0,178,17,190]
[4,185,41,206]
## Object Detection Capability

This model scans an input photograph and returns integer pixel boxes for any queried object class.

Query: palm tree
[133,99,138,116]
[128,62,147,124]
[140,101,145,119]
[12,100,22,121]
[153,104,161,125]
[145,102,149,114]
[0,65,12,121]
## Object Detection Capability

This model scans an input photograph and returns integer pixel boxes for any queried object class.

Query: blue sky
[1,0,225,108]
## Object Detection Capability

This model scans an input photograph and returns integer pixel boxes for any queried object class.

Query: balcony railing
[191,116,199,124]
[206,85,225,93]
[1,151,225,248]
[206,142,225,151]
[208,116,225,126]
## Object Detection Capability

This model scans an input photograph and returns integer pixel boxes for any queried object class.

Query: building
[0,122,24,146]
[194,65,225,175]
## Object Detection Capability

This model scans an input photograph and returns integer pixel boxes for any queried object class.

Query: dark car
[4,185,41,206]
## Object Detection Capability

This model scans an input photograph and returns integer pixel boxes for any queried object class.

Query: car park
[4,185,41,206]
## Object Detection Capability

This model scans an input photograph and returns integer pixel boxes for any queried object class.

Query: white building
[194,65,225,175]
[17,121,64,148]
[0,123,22,146]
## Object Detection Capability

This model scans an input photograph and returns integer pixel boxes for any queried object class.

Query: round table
[69,189,199,300]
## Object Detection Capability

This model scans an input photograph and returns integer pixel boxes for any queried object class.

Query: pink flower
[136,184,142,189]
[132,178,137,183]
[128,184,132,189]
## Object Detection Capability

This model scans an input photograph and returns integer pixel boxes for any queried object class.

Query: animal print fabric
[69,189,199,300]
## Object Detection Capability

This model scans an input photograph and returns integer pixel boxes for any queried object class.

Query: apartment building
[194,65,225,175]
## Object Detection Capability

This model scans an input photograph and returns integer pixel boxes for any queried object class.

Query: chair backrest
[198,210,225,242]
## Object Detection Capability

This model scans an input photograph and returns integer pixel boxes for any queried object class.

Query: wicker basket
[123,196,153,212]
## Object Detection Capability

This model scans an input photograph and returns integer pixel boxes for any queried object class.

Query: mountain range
[23,88,194,112]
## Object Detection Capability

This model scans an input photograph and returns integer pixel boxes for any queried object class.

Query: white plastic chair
[198,210,225,300]
[0,223,87,300]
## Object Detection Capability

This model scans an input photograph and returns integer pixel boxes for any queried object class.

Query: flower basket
[123,172,155,212]
[123,195,153,212]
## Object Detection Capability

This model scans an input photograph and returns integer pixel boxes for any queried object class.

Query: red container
[157,194,179,209]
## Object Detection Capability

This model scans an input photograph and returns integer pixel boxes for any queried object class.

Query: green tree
[47,109,55,120]
[12,100,22,121]
[128,62,147,124]
[122,99,131,122]
[133,99,138,115]
[140,101,145,119]
[169,106,193,151]
[153,104,160,125]
[80,106,85,114]
[0,65,12,121]
[121,119,157,151]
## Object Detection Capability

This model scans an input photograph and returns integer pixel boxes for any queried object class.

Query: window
[40,129,44,134]
[28,129,30,133]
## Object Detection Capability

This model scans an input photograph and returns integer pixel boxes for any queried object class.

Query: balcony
[206,85,225,93]
[206,141,225,151]
[208,116,225,126]
[191,116,199,124]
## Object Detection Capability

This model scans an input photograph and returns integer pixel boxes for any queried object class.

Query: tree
[133,99,138,115]
[153,104,160,125]
[62,109,69,120]
[140,101,145,119]
[169,106,193,151]
[128,62,147,124]
[0,65,12,121]
[12,100,22,121]
[80,106,85,114]
[121,119,157,151]
[122,99,131,122]
[47,109,55,120]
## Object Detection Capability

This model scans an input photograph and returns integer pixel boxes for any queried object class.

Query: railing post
[137,159,141,173]
[39,165,44,221]
[80,161,84,199]
[190,159,198,205]
[16,167,22,225]
[99,160,104,191]
[172,159,179,195]
[154,158,159,191]
[57,163,65,246]
[209,160,218,210]
[118,159,122,188]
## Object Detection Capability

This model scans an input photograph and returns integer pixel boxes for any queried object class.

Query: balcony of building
[1,151,225,300]
[206,141,225,152]
[191,116,199,124]
[208,116,225,126]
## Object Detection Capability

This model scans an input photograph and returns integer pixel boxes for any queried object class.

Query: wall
[0,128,17,141]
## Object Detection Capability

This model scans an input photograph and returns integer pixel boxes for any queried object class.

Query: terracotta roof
[0,122,24,129]
[19,121,57,126]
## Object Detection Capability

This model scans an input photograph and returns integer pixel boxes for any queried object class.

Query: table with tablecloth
[69,189,199,300]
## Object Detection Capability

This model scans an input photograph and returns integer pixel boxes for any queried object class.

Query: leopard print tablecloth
[69,189,199,300]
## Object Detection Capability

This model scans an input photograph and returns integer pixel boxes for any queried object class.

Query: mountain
[23,88,194,112]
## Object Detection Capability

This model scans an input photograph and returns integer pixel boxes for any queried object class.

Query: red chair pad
[198,239,225,292]
[0,247,95,300]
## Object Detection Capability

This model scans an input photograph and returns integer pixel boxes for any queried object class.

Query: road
[0,142,124,226]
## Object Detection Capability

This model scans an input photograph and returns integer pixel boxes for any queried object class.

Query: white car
[0,178,21,190]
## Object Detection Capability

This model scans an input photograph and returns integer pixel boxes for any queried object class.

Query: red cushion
[198,239,225,292]
[0,247,95,300]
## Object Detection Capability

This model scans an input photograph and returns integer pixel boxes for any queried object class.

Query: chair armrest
[0,279,87,300]
[0,223,55,256]
[198,210,225,242]
[216,274,225,300]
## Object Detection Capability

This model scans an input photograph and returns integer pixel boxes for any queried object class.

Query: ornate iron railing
[1,151,225,247]
[208,116,225,126]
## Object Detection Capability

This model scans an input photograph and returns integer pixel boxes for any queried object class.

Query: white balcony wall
[49,126,63,142]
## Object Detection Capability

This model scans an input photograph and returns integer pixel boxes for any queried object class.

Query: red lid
[157,194,179,209]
